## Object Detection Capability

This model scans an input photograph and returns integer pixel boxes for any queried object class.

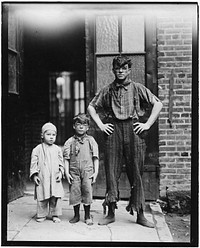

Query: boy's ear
[73,125,75,130]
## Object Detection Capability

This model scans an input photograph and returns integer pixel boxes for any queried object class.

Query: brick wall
[157,14,192,197]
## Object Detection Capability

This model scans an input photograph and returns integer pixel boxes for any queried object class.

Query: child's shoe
[36,217,46,222]
[69,215,80,223]
[85,217,93,225]
[52,216,61,223]
[69,204,80,224]
[84,205,93,225]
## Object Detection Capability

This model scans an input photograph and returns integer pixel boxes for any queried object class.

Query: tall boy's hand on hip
[100,123,114,135]
[133,122,150,134]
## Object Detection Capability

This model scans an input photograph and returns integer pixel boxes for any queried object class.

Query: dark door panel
[5,5,25,202]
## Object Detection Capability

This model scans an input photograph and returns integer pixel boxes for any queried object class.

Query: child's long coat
[30,143,64,201]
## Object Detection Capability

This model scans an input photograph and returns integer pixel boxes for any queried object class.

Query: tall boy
[88,55,163,227]
[63,113,99,225]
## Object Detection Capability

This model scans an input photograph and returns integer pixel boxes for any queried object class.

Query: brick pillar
[157,15,192,197]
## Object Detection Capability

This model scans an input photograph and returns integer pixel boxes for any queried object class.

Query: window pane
[8,52,18,93]
[122,15,145,52]
[8,11,17,50]
[129,55,145,85]
[96,56,115,91]
[96,16,119,53]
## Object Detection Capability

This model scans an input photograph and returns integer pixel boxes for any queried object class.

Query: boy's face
[73,122,89,136]
[42,130,56,145]
[113,64,131,81]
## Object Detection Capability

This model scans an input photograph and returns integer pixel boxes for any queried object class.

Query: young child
[30,122,64,223]
[63,113,99,225]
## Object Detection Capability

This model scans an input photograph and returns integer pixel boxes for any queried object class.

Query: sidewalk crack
[107,225,113,241]
[11,214,36,241]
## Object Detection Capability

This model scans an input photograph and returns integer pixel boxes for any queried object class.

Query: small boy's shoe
[36,217,46,223]
[52,216,61,223]
[69,215,80,224]
[85,217,93,225]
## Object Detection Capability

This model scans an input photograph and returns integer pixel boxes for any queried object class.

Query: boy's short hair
[112,55,132,69]
[73,113,90,126]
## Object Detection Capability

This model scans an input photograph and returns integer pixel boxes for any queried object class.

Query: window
[8,8,20,94]
[95,14,146,92]
[49,72,86,144]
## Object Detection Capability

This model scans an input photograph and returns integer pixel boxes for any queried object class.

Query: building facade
[3,3,197,203]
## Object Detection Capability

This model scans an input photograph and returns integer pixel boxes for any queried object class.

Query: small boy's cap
[41,122,57,135]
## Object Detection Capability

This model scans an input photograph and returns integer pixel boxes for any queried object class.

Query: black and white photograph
[2,1,198,246]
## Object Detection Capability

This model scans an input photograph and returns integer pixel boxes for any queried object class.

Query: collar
[74,134,87,144]
[114,79,131,90]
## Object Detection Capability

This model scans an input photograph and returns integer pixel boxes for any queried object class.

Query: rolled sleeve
[137,83,160,105]
[58,147,65,175]
[89,86,109,110]
[89,92,103,109]
[63,138,72,160]
[90,137,99,159]
[30,148,39,179]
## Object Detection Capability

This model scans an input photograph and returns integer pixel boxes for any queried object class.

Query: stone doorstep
[149,202,173,242]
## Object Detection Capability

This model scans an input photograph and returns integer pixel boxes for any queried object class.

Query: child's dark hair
[73,113,90,126]
[112,55,132,69]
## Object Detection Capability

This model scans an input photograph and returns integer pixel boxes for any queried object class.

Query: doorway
[20,4,86,187]
[23,4,86,151]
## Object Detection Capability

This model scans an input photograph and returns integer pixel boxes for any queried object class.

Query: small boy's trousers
[69,163,93,206]
[37,196,62,218]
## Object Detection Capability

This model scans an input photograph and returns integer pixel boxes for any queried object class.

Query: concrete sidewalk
[7,182,173,243]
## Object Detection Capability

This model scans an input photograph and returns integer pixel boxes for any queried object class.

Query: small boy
[30,122,64,223]
[63,113,99,225]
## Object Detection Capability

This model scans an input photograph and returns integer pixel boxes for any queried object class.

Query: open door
[86,11,159,200]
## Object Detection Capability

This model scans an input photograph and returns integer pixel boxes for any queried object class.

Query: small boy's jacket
[63,134,99,163]
[30,143,64,201]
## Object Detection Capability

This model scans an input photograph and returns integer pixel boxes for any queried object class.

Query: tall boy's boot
[84,205,93,225]
[69,204,80,223]
[98,202,115,225]
[136,208,155,228]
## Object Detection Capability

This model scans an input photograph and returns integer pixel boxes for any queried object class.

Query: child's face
[43,130,56,145]
[73,122,89,136]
